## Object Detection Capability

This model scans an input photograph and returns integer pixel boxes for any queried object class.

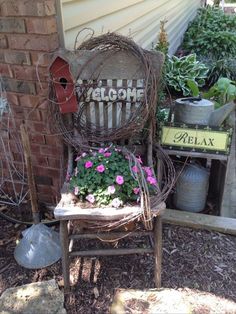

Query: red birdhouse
[49,56,77,113]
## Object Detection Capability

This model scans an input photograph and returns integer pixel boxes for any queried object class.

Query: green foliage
[202,57,236,85]
[165,54,208,96]
[203,77,236,108]
[69,148,157,207]
[182,6,236,84]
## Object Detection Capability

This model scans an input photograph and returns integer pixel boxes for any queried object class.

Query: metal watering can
[174,97,235,126]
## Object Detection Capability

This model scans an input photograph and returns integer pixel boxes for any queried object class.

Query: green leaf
[187,80,199,97]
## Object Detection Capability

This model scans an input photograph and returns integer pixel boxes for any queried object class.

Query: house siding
[61,0,202,54]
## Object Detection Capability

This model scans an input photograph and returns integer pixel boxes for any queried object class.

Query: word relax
[173,131,215,146]
[76,86,144,102]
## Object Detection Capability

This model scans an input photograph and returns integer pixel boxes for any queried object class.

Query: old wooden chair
[51,42,168,292]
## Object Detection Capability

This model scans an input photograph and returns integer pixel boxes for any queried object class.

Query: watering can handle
[20,123,40,224]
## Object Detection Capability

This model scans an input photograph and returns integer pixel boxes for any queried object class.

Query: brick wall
[0,0,64,204]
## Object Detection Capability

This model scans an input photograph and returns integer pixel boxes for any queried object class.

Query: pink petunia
[74,186,79,195]
[111,198,123,208]
[144,167,153,177]
[104,152,112,157]
[136,155,143,164]
[96,164,105,173]
[116,175,124,185]
[85,160,93,168]
[132,165,139,173]
[107,185,116,195]
[147,176,157,185]
[133,187,140,195]
[98,148,105,153]
[86,194,95,203]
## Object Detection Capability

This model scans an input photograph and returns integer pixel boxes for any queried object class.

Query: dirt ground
[0,217,236,314]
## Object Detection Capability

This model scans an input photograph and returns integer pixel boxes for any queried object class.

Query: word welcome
[76,86,144,102]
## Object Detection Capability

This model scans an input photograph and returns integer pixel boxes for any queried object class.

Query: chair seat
[54,200,166,221]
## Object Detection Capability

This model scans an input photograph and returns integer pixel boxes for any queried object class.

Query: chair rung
[70,247,153,257]
[69,231,153,240]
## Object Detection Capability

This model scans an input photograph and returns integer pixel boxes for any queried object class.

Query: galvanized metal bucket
[173,164,209,212]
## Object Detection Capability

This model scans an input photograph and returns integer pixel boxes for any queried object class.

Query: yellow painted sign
[161,125,232,154]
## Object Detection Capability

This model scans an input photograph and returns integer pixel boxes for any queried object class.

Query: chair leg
[153,216,162,288]
[60,220,70,293]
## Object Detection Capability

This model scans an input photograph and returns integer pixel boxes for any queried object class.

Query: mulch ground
[0,217,236,314]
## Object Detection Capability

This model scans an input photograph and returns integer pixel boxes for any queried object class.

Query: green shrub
[165,54,208,96]
[182,6,236,84]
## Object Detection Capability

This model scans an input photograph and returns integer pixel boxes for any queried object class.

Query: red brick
[12,65,49,82]
[40,144,62,156]
[0,17,25,33]
[8,33,59,51]
[30,133,45,144]
[0,0,56,17]
[44,134,62,146]
[30,143,41,154]
[31,51,53,67]
[0,34,8,48]
[26,16,57,34]
[47,157,61,169]
[6,92,19,106]
[32,121,49,133]
[4,49,31,65]
[4,78,36,94]
[0,63,13,77]
[32,155,48,166]
[18,94,44,108]
[36,82,50,96]
[24,109,42,121]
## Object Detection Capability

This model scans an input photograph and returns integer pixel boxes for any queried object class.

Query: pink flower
[144,167,153,177]
[96,164,105,172]
[111,198,123,208]
[86,194,95,203]
[104,152,112,157]
[137,155,143,164]
[133,187,140,195]
[74,186,79,195]
[107,185,116,195]
[85,160,93,168]
[147,176,157,185]
[99,148,105,153]
[116,175,124,185]
[132,165,139,173]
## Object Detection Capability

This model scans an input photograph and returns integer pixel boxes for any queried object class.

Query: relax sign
[161,125,232,154]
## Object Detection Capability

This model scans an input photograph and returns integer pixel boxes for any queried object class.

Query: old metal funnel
[174,97,235,126]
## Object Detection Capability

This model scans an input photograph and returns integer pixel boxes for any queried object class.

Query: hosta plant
[69,147,157,208]
[165,54,208,96]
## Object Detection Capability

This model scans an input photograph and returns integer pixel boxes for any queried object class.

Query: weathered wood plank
[69,231,153,240]
[163,149,228,161]
[70,247,153,257]
[163,208,236,235]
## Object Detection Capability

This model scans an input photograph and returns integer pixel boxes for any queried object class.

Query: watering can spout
[209,101,236,127]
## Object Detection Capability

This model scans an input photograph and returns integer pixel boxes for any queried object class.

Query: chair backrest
[72,50,163,143]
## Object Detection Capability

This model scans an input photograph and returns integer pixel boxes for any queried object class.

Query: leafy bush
[203,77,236,107]
[165,54,208,96]
[202,57,236,85]
[69,147,157,207]
[182,6,236,84]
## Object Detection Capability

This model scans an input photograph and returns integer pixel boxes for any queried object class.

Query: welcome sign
[161,124,232,154]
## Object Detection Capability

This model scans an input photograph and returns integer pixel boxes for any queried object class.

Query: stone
[0,279,66,314]
[111,288,236,314]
